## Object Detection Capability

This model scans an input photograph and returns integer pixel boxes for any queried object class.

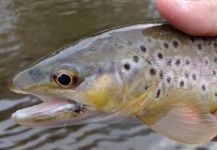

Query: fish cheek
[83,74,120,111]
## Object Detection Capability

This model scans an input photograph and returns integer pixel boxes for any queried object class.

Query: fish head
[10,25,156,127]
[12,45,127,111]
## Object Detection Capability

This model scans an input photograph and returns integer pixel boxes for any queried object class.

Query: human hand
[156,0,217,36]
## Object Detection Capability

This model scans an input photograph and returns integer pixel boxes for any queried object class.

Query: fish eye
[52,70,79,88]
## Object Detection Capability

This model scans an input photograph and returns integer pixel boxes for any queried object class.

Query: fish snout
[10,68,42,93]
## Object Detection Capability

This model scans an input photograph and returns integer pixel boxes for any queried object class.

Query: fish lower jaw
[11,98,86,128]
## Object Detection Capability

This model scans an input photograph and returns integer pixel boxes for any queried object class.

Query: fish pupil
[58,74,72,86]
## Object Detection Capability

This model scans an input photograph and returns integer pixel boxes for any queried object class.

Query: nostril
[28,69,43,82]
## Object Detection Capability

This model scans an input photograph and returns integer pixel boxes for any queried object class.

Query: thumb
[156,0,217,36]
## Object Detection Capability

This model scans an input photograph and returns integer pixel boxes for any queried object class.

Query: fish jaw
[11,99,85,127]
[11,97,138,128]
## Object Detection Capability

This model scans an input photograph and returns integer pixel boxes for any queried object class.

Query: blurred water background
[0,0,217,149]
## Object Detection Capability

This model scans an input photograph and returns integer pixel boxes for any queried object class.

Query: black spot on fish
[150,68,156,76]
[164,43,169,49]
[157,53,163,59]
[201,84,206,91]
[173,41,179,48]
[175,59,181,66]
[124,63,130,70]
[140,45,146,53]
[167,77,171,83]
[159,70,164,79]
[185,72,189,78]
[192,74,197,80]
[185,60,190,65]
[144,85,149,90]
[180,81,184,88]
[204,60,208,65]
[167,60,172,66]
[198,44,202,50]
[213,70,216,76]
[156,89,161,98]
[133,56,139,62]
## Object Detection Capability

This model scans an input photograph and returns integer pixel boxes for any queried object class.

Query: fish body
[10,23,217,144]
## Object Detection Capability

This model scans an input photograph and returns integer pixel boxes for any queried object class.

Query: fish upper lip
[9,82,30,94]
[9,81,79,103]
[10,81,86,108]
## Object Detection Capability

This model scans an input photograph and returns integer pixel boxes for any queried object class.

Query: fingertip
[155,0,217,36]
[156,0,188,31]
[156,0,178,20]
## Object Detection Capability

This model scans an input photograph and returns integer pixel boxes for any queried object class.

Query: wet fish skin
[11,23,217,144]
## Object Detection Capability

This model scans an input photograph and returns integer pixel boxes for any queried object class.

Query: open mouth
[10,83,138,127]
[10,83,92,127]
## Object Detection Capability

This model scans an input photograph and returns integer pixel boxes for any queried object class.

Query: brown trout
[10,23,217,144]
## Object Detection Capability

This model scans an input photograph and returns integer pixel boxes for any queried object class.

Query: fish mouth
[10,83,91,127]
[10,83,136,128]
